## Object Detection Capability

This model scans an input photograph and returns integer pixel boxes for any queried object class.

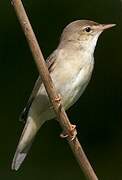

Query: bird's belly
[60,63,94,110]
[30,60,94,122]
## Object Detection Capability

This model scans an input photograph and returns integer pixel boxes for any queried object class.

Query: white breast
[51,48,94,109]
[62,59,94,109]
[31,47,94,122]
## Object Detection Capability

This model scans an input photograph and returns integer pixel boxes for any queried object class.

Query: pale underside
[28,47,94,125]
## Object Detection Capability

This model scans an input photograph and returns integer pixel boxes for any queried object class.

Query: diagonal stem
[11,0,98,179]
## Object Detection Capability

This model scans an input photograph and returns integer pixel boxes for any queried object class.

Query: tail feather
[12,116,40,170]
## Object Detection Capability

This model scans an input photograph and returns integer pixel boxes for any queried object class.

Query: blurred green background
[0,0,122,179]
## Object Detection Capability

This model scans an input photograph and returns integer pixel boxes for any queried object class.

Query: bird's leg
[54,94,77,140]
[60,124,77,141]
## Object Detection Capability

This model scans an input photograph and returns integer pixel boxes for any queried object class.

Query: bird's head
[60,20,116,53]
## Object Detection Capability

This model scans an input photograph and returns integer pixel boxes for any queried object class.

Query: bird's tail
[11,116,43,171]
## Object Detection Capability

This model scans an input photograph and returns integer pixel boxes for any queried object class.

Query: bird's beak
[101,23,116,30]
[94,23,116,31]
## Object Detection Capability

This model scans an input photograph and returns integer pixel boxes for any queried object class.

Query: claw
[54,94,62,109]
[55,94,61,102]
[60,124,77,141]
[60,133,68,138]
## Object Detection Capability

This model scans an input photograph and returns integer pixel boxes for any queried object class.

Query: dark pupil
[85,27,91,32]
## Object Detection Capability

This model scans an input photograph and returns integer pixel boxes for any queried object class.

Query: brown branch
[11,0,98,179]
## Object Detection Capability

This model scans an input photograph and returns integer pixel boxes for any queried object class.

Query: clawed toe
[60,124,77,141]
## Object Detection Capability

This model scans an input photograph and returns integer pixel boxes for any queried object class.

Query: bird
[11,20,115,171]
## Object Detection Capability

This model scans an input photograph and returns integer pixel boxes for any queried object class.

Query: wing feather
[19,50,57,122]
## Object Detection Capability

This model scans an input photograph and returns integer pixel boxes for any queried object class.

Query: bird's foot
[54,94,62,108]
[60,124,77,141]
[55,94,61,102]
[50,94,62,110]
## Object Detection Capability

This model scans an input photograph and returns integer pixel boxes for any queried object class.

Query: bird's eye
[84,27,92,33]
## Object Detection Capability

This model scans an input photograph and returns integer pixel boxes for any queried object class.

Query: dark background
[0,0,122,179]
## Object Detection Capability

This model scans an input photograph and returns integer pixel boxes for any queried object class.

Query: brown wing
[19,50,57,122]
